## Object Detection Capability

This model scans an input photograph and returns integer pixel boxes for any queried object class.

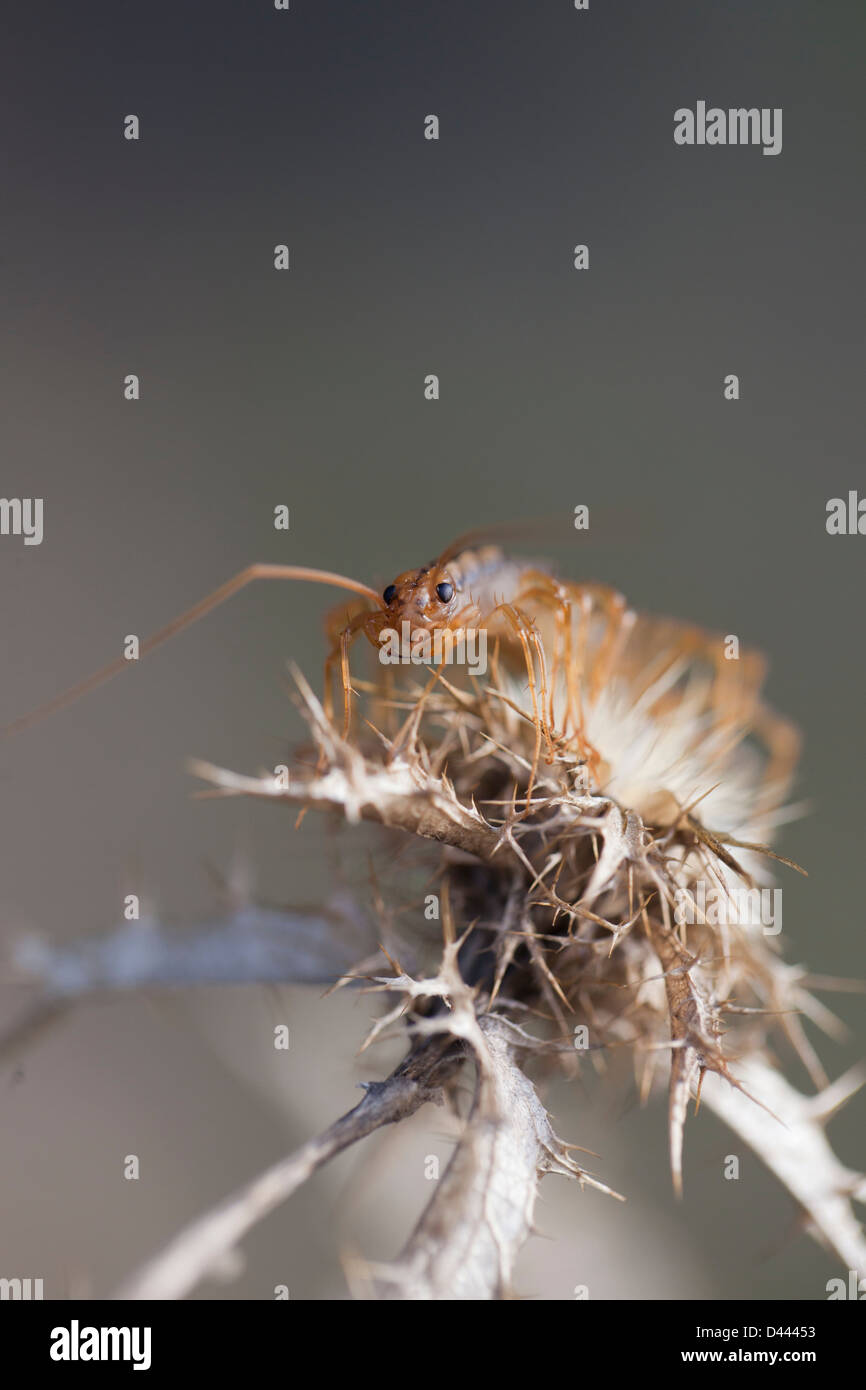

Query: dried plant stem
[363,1016,622,1300]
[701,1058,866,1273]
[115,1036,460,1300]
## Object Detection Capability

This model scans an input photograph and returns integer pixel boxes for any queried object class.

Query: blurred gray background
[0,0,863,1299]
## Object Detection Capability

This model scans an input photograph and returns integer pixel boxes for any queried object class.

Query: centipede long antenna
[4,563,382,737]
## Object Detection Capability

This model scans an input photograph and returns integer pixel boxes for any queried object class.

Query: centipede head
[376,562,460,634]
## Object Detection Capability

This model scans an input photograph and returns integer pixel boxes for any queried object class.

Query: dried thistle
[136,577,862,1299]
[9,574,864,1298]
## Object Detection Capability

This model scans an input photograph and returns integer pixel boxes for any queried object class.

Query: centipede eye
[382,584,397,604]
[436,581,454,603]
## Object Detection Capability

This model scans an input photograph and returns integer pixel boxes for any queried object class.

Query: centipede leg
[290,612,368,828]
[508,573,602,776]
[488,602,548,810]
[321,609,370,739]
[507,572,572,736]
